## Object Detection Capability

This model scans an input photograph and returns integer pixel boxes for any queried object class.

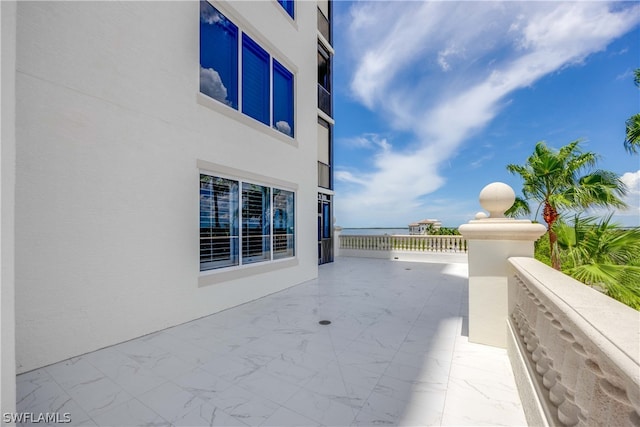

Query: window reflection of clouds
[199,67,229,104]
[200,1,238,108]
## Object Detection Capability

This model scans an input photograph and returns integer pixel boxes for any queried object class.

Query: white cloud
[200,2,223,26]
[199,67,228,104]
[275,121,291,136]
[619,170,640,216]
[336,1,640,227]
[584,170,640,227]
[437,45,465,72]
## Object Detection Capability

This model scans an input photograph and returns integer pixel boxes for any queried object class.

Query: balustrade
[509,257,640,426]
[339,234,467,253]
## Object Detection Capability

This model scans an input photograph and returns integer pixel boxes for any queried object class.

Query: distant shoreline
[340,227,409,236]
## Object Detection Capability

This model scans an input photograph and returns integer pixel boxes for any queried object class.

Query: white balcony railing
[340,234,468,253]
[508,257,640,426]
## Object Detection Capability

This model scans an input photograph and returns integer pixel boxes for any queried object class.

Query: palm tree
[554,215,640,310]
[624,69,640,155]
[506,140,627,270]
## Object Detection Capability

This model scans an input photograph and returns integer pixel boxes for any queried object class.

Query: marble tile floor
[16,257,527,426]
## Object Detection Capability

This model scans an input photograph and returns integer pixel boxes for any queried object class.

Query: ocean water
[340,228,409,235]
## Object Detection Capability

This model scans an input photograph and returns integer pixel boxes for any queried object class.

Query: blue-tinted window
[200,175,239,271]
[242,183,271,264]
[273,189,295,259]
[273,60,294,137]
[199,1,238,109]
[322,202,330,239]
[242,35,270,125]
[278,0,294,18]
[200,174,295,271]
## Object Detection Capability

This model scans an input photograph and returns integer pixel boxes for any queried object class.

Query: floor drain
[319,320,331,325]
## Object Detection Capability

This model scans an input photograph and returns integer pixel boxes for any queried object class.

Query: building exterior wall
[1,0,18,418]
[14,1,319,373]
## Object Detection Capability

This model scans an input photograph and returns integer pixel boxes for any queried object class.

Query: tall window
[242,183,271,264]
[242,35,270,125]
[317,45,331,117]
[273,60,294,137]
[200,2,238,108]
[199,1,295,138]
[273,189,295,259]
[200,173,295,272]
[200,176,240,270]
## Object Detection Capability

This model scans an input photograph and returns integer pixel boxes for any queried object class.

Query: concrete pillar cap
[479,182,515,218]
[459,182,546,241]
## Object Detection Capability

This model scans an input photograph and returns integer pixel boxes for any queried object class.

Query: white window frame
[198,160,298,287]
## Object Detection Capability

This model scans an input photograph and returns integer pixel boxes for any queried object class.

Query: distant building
[408,219,442,235]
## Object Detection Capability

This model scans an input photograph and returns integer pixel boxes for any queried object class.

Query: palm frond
[505,196,531,218]
[624,113,640,155]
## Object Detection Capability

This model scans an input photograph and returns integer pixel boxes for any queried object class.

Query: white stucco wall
[2,0,18,420]
[15,1,319,373]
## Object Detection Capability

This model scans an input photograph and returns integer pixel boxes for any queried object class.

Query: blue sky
[331,1,640,228]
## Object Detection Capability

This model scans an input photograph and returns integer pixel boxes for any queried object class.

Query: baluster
[599,377,632,427]
[574,357,602,424]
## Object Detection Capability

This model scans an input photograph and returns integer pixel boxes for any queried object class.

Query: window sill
[197,92,298,148]
[274,0,297,28]
[198,257,298,287]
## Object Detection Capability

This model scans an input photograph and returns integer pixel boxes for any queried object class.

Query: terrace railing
[340,234,467,253]
[317,84,332,117]
[336,233,468,263]
[508,257,640,426]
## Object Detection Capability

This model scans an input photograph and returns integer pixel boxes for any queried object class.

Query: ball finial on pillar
[478,182,515,218]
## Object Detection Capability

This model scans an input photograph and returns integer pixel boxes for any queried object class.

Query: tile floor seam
[437,277,469,427]
[397,279,458,427]
[42,363,101,427]
[94,395,171,427]
[350,271,442,426]
[438,316,463,427]
[327,329,362,423]
[79,356,130,427]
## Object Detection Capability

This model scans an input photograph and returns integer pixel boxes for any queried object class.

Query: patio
[16,257,526,426]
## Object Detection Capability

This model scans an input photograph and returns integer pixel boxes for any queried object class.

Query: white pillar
[333,225,342,258]
[1,1,18,422]
[459,182,545,348]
